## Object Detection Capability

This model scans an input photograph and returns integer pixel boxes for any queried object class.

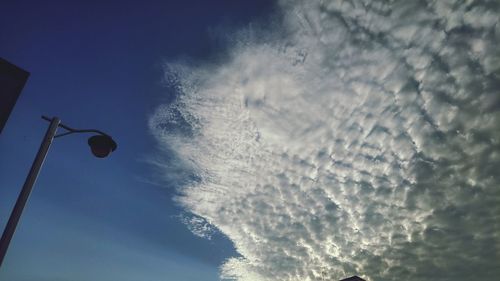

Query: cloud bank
[150,1,500,280]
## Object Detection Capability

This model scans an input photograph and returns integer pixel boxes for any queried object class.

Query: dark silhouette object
[88,135,117,158]
[0,57,30,134]
[0,116,117,269]
[340,276,366,281]
[40,115,117,159]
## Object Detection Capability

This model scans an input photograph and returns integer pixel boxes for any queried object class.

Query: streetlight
[0,116,117,268]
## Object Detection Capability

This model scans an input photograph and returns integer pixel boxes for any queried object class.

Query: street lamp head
[87,135,117,158]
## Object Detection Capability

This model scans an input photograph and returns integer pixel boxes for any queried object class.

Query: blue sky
[0,1,275,280]
[2,1,500,281]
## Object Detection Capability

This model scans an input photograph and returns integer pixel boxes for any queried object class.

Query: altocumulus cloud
[149,1,500,280]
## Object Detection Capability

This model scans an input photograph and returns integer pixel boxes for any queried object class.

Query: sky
[0,1,274,281]
[2,1,500,281]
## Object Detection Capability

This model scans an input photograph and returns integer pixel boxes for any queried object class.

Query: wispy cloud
[150,1,500,280]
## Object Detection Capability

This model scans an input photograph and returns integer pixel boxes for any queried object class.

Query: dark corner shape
[0,57,30,134]
[340,276,366,281]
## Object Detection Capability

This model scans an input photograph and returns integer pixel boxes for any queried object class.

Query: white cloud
[150,1,500,280]
[179,213,216,240]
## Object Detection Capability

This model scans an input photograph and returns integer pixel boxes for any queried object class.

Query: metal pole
[0,117,60,268]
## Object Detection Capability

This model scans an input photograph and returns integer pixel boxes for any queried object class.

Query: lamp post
[0,116,117,268]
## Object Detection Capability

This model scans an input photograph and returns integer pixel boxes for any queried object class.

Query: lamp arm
[41,116,112,138]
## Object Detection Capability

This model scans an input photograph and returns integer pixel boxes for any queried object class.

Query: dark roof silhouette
[339,276,366,281]
[0,57,30,134]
